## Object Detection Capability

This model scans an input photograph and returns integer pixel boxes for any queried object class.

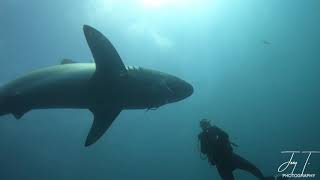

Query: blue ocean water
[0,0,319,179]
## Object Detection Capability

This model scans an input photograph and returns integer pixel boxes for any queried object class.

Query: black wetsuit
[199,126,266,180]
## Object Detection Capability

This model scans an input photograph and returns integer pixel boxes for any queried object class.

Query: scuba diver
[198,118,281,180]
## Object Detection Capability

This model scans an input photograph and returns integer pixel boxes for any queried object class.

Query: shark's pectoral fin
[3,94,29,119]
[12,109,27,119]
[83,25,127,80]
[85,106,121,147]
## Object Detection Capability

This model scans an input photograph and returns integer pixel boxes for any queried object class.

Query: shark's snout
[178,80,193,100]
[184,81,194,98]
[166,78,193,102]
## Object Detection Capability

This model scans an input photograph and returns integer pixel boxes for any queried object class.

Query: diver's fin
[61,59,77,64]
[273,175,288,180]
[264,175,288,180]
[263,177,274,180]
[83,25,126,80]
[85,105,121,147]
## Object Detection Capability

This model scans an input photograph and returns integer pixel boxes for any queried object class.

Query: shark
[0,25,193,146]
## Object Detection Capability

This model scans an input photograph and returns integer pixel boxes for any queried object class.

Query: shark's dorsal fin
[83,25,126,79]
[85,105,121,147]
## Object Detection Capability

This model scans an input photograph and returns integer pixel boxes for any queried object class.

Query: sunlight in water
[140,0,201,9]
[84,0,215,30]
[142,0,177,8]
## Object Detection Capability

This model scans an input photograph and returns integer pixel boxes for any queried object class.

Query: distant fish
[61,59,76,64]
[262,40,271,45]
[61,59,94,64]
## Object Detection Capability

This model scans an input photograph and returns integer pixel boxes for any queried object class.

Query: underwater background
[0,0,319,179]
